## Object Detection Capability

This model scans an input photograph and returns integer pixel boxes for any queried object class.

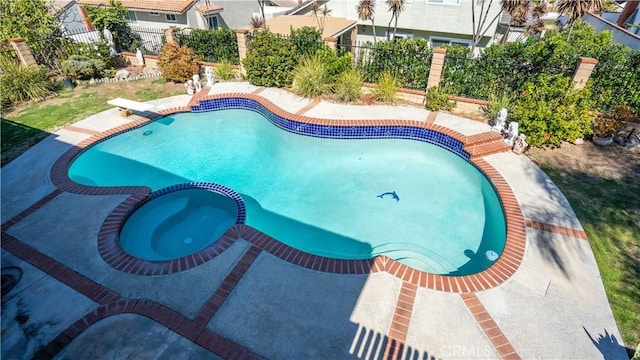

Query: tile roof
[76,0,195,14]
[195,3,223,14]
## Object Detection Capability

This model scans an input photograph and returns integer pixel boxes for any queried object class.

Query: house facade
[583,1,640,50]
[294,0,502,49]
[75,0,298,31]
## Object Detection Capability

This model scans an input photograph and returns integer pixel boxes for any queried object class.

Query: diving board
[107,97,155,117]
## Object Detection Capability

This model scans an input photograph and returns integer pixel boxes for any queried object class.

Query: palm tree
[471,0,533,54]
[257,0,267,29]
[502,0,530,26]
[249,15,265,32]
[524,2,548,37]
[311,1,333,33]
[356,0,377,45]
[385,0,405,40]
[555,0,603,40]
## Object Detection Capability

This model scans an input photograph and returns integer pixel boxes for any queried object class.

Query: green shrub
[510,74,596,147]
[0,56,52,109]
[243,30,299,87]
[290,26,323,57]
[481,92,513,120]
[61,55,106,80]
[213,62,235,81]
[158,42,201,83]
[176,28,239,64]
[425,86,456,111]
[315,45,352,83]
[103,68,117,78]
[359,38,432,90]
[374,72,399,103]
[292,56,328,98]
[333,68,362,103]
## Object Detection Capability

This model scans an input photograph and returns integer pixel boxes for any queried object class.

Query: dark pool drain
[1,266,22,296]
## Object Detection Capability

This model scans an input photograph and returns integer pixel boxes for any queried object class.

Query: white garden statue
[513,133,528,154]
[504,121,519,146]
[185,80,194,95]
[205,66,214,87]
[192,74,202,92]
[492,108,508,133]
[136,48,144,66]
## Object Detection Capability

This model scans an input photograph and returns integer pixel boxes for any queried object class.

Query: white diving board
[107,97,155,116]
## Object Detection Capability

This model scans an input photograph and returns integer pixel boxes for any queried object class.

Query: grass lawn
[1,77,184,166]
[541,164,640,352]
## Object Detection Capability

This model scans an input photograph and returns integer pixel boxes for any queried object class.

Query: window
[149,12,160,16]
[427,0,460,5]
[166,14,177,22]
[430,36,470,48]
[385,31,413,40]
[208,15,219,30]
[126,11,137,23]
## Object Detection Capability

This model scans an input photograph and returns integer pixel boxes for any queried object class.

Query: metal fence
[173,28,239,64]
[130,26,164,55]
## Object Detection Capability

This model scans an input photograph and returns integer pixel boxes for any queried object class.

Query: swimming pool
[68,100,506,275]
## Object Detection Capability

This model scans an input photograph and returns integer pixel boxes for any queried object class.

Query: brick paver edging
[525,218,588,240]
[31,245,264,360]
[461,292,521,360]
[48,93,526,291]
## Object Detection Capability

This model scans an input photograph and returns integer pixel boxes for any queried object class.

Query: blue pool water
[69,108,506,275]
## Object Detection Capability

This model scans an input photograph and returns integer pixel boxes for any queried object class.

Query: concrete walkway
[1,84,628,359]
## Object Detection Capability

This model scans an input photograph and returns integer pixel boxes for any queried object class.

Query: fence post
[8,38,36,66]
[324,37,338,50]
[236,29,249,76]
[572,57,598,89]
[78,5,95,31]
[164,28,178,45]
[426,48,446,90]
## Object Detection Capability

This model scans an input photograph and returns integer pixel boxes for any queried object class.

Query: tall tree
[385,0,405,40]
[83,0,138,52]
[471,0,531,55]
[523,2,548,38]
[0,0,63,70]
[310,1,332,33]
[555,0,603,40]
[257,0,267,29]
[0,0,60,45]
[356,0,377,45]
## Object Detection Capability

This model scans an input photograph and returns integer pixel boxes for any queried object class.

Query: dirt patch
[526,138,640,181]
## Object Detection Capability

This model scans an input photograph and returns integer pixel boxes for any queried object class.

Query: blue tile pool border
[191,97,470,161]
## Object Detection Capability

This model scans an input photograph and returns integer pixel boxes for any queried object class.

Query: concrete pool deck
[0,83,628,359]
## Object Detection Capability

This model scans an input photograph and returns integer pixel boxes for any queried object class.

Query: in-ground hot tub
[119,183,245,261]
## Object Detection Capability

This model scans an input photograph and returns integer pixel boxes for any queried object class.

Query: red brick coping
[49,93,526,292]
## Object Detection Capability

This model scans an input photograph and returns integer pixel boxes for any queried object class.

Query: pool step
[466,139,513,159]
[464,131,512,158]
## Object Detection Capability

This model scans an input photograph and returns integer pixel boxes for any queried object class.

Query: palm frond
[356,0,376,21]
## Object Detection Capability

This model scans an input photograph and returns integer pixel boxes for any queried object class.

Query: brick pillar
[236,29,249,75]
[164,28,178,45]
[8,38,36,66]
[572,57,598,89]
[426,48,446,90]
[323,37,338,50]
